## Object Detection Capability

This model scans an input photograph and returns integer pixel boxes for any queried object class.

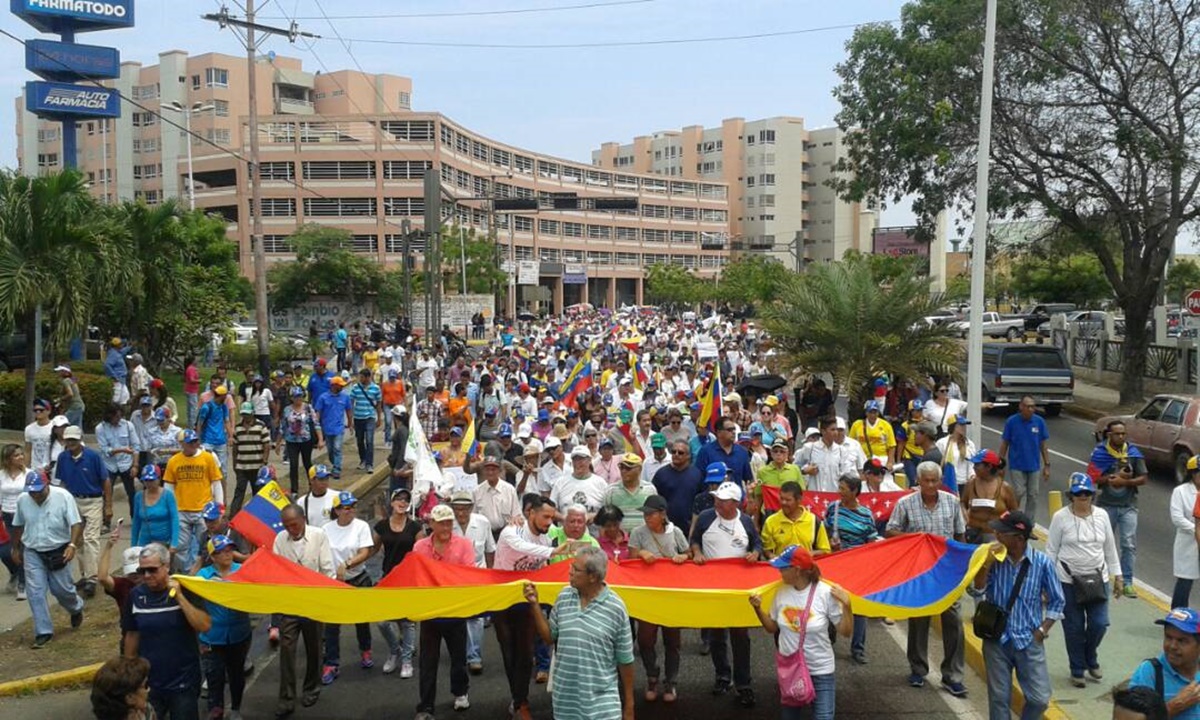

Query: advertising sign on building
[26,38,120,79]
[26,80,118,117]
[872,226,929,258]
[562,263,587,285]
[11,0,135,33]
[517,260,539,286]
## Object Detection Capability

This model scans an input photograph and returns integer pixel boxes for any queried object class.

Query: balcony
[277,97,314,115]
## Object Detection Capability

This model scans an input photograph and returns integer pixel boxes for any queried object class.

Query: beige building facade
[592,117,877,267]
[16,51,730,312]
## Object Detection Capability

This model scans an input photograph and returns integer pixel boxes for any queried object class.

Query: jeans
[1060,582,1109,678]
[466,617,484,665]
[203,443,229,483]
[906,599,964,683]
[535,634,550,673]
[354,418,376,469]
[852,614,867,657]
[383,405,395,444]
[492,604,536,708]
[186,393,199,428]
[983,638,1052,720]
[417,620,469,712]
[378,619,416,661]
[286,440,314,496]
[23,547,83,637]
[780,673,836,720]
[204,638,250,713]
[637,621,682,683]
[177,511,207,572]
[1,511,24,588]
[148,685,201,720]
[326,433,344,476]
[1103,505,1138,583]
[1007,468,1042,522]
[66,406,83,428]
[709,627,752,688]
[111,469,135,517]
[324,574,373,666]
[278,615,322,713]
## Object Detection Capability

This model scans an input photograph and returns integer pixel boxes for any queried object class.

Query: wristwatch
[68,543,77,549]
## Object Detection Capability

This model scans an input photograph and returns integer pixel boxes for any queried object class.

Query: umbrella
[737,374,787,394]
[517,312,538,322]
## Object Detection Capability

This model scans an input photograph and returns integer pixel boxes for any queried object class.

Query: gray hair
[139,543,170,566]
[564,503,588,518]
[670,440,690,455]
[916,461,942,481]
[913,422,938,438]
[576,545,608,581]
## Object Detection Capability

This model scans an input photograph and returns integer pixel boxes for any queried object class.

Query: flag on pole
[629,352,650,391]
[556,348,594,406]
[229,480,291,549]
[697,364,723,431]
[407,398,444,514]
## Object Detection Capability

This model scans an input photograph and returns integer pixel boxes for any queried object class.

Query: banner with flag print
[759,486,912,522]
[229,480,291,549]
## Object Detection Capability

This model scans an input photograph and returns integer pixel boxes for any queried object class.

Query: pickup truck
[977,343,1074,416]
[949,312,1027,341]
[1094,395,1200,484]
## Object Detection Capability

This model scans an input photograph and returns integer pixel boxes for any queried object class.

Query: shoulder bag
[777,584,819,707]
[1062,561,1107,605]
[972,558,1030,641]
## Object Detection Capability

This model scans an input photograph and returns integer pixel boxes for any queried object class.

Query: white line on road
[980,425,1087,467]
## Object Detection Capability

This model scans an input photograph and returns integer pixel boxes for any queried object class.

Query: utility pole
[424,172,442,340]
[401,219,412,320]
[202,4,319,376]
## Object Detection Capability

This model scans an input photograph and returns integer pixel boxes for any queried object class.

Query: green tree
[1009,253,1110,309]
[845,250,929,285]
[833,0,1200,402]
[443,225,508,296]
[0,169,126,421]
[644,263,707,309]
[269,224,398,311]
[715,255,788,307]
[1166,260,1200,306]
[763,255,960,419]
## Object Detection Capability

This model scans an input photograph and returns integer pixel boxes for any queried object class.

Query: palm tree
[763,255,960,420]
[0,169,125,422]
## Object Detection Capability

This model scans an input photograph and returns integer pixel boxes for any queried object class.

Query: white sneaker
[454,695,470,711]
[382,653,399,674]
[400,660,414,679]
[16,586,26,601]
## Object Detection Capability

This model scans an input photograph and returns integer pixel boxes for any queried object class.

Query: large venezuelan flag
[556,348,593,406]
[176,533,990,626]
[696,364,723,431]
[228,481,290,549]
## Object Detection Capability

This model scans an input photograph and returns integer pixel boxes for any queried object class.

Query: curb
[1063,403,1110,422]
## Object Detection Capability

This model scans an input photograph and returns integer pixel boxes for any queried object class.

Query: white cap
[835,417,847,430]
[517,422,533,439]
[570,445,592,460]
[544,436,562,450]
[121,546,144,576]
[53,364,71,373]
[710,481,743,502]
[523,438,543,456]
[804,427,820,438]
[51,415,69,428]
[63,425,83,440]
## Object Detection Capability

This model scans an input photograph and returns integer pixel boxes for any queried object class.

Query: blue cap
[201,501,222,521]
[24,469,48,493]
[289,386,305,397]
[909,399,924,411]
[737,432,754,443]
[255,466,276,487]
[599,437,614,448]
[537,409,550,421]
[32,398,52,410]
[450,427,464,437]
[704,462,729,484]
[207,534,235,554]
[333,491,357,508]
[567,408,578,417]
[139,465,161,483]
[949,414,971,428]
[1068,472,1095,495]
[689,402,702,411]
[602,394,613,405]
[311,464,332,480]
[181,429,200,444]
[864,399,883,412]
[388,368,400,378]
[1157,607,1200,635]
[498,423,513,438]
[140,395,153,406]
[153,408,168,422]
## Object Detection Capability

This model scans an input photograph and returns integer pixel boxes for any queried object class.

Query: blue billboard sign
[26,80,119,118]
[26,39,119,80]
[11,0,134,33]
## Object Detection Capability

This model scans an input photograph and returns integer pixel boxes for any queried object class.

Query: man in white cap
[450,491,495,674]
[551,446,607,523]
[793,417,856,494]
[54,424,111,598]
[12,469,85,647]
[534,436,567,497]
[837,416,870,470]
[472,455,521,540]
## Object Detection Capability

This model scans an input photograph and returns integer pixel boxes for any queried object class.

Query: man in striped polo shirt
[349,368,384,474]
[523,544,634,720]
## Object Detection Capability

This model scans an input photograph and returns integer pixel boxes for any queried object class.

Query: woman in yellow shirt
[848,400,897,470]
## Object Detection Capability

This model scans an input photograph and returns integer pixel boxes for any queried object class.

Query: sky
[0,0,918,225]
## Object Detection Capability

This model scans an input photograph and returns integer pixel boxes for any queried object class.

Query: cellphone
[116,518,124,527]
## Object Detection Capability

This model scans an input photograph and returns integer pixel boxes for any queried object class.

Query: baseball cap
[181,428,200,444]
[315,357,328,367]
[598,436,615,448]
[51,414,69,428]
[139,465,161,483]
[804,427,820,438]
[310,464,332,480]
[948,414,971,428]
[201,501,222,521]
[24,469,48,492]
[255,466,277,487]
[450,427,464,437]
[909,399,925,411]
[769,544,816,570]
[430,505,454,523]
[704,462,729,484]
[537,409,550,422]
[737,432,753,444]
[517,423,533,439]
[330,376,347,387]
[650,433,667,449]
[1189,456,1200,473]
[53,364,71,373]
[139,395,153,406]
[121,546,144,576]
[570,445,592,460]
[153,408,168,422]
[497,423,513,438]
[450,491,474,505]
[863,457,887,475]
[764,396,779,407]
[989,510,1034,538]
[638,495,668,514]
[1157,607,1200,635]
[332,491,357,509]
[544,436,562,450]
[864,399,883,413]
[970,449,1004,467]
[771,437,789,449]
[32,398,52,411]
[289,386,305,398]
[523,438,543,456]
[1068,472,1096,495]
[835,417,848,430]
[240,401,254,414]
[215,385,228,396]
[710,481,743,502]
[207,534,235,555]
[480,454,502,467]
[390,487,412,502]
[619,452,643,467]
[63,425,83,440]
[391,404,406,417]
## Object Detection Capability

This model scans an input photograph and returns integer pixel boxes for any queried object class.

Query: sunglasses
[135,565,163,576]
[937,388,949,393]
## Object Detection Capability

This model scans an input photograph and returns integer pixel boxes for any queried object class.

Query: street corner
[0,662,102,698]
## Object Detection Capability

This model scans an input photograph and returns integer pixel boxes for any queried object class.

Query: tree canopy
[268,224,407,315]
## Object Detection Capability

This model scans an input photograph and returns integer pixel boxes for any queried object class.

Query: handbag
[1062,561,1107,605]
[776,583,819,707]
[38,543,70,571]
[973,558,1029,641]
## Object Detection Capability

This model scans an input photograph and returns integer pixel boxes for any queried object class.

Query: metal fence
[1055,329,1198,385]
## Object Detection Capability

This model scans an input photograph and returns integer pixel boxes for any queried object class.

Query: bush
[218,340,305,369]
[42,360,108,377]
[0,370,113,431]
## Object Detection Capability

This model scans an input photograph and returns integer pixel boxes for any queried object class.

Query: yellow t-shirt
[761,509,831,558]
[164,451,223,512]
[363,350,379,372]
[848,418,896,458]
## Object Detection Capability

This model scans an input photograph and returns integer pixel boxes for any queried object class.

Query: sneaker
[400,660,413,679]
[882,617,896,626]
[941,680,968,698]
[81,580,96,599]
[712,678,732,696]
[645,677,659,702]
[1124,584,1138,598]
[1070,676,1087,688]
[662,683,677,703]
[382,653,399,674]
[30,634,52,649]
[301,692,319,708]
[535,670,549,684]
[1087,667,1104,680]
[70,610,83,629]
[269,626,280,647]
[510,705,532,720]
[360,651,374,669]
[16,586,26,601]
[414,713,435,720]
[736,687,756,708]
[321,665,339,685]
[228,712,243,720]
[454,695,470,711]
[852,651,868,665]
[908,674,926,688]
[467,661,483,675]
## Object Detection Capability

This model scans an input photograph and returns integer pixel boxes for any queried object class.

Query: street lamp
[165,101,215,211]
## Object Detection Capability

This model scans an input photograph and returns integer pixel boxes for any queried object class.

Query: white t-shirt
[322,517,374,579]
[534,460,566,496]
[298,491,336,529]
[24,421,54,471]
[417,358,439,389]
[453,512,497,568]
[250,388,274,417]
[0,467,26,514]
[550,474,608,516]
[772,582,843,675]
[701,510,751,559]
[494,524,555,572]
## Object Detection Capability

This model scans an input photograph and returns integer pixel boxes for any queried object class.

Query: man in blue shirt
[970,510,1064,720]
[998,396,1051,522]
[1130,608,1200,719]
[11,469,84,648]
[695,416,753,490]
[315,376,353,479]
[349,368,384,473]
[104,337,131,407]
[333,323,349,373]
[197,386,233,482]
[651,440,704,532]
[307,358,333,408]
[53,425,110,598]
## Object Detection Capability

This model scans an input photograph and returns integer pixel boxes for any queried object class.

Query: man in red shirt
[413,505,476,718]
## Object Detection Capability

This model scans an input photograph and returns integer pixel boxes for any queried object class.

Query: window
[671,230,697,244]
[303,197,376,217]
[759,129,776,144]
[562,167,582,184]
[260,235,293,253]
[455,134,470,154]
[332,90,345,97]
[37,153,58,167]
[383,198,424,216]
[259,162,295,181]
[760,174,775,186]
[562,222,584,238]
[191,75,201,90]
[671,206,697,221]
[538,161,560,180]
[514,216,533,232]
[206,129,231,145]
[641,204,667,219]
[382,160,431,180]
[132,139,141,154]
[214,100,230,117]
[760,194,775,207]
[133,84,159,100]
[398,91,411,108]
[747,135,755,145]
[615,227,638,242]
[37,128,61,142]
[643,228,667,243]
[259,198,296,217]
[587,225,611,240]
[513,155,533,174]
[492,148,511,169]
[302,160,376,180]
[540,248,560,262]
[471,141,489,162]
[350,235,378,252]
[132,112,156,127]
[746,176,755,188]
[538,219,560,235]
[205,67,229,88]
[141,138,159,153]
[384,234,427,254]
[379,120,434,141]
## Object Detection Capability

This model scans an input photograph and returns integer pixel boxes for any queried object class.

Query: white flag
[406,398,443,511]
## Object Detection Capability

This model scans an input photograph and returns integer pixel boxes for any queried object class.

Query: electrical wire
[263,0,656,21]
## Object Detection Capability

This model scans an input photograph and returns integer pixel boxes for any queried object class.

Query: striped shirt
[824,501,879,548]
[349,381,383,420]
[232,422,270,471]
[969,547,1064,649]
[549,585,635,720]
[886,490,966,538]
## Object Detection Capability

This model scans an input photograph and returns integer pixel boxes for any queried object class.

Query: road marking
[880,619,985,719]
[980,425,1087,467]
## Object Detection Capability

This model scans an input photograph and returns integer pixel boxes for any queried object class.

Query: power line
[327,20,891,49]
[263,0,656,21]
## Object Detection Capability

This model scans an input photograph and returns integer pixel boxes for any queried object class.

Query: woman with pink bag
[749,545,853,719]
